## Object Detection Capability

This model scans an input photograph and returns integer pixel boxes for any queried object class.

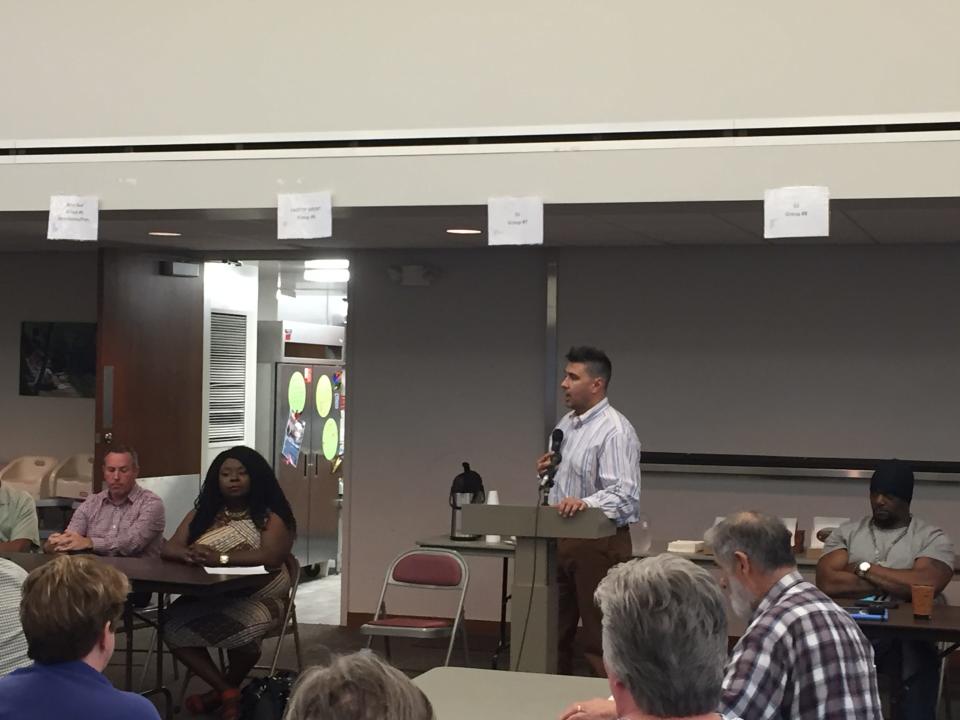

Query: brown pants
[556,526,632,676]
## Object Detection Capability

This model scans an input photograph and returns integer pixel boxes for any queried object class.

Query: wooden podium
[461,504,615,673]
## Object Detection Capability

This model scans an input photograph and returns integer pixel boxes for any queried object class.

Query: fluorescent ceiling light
[446,228,482,235]
[148,231,182,237]
[304,268,350,283]
[304,258,349,269]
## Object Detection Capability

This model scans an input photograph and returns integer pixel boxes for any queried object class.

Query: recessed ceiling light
[148,231,182,237]
[304,258,349,269]
[304,268,350,283]
[446,228,482,235]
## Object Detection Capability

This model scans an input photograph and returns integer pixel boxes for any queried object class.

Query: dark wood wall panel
[96,251,203,480]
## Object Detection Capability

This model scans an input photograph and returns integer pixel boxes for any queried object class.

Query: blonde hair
[284,651,434,720]
[20,555,129,663]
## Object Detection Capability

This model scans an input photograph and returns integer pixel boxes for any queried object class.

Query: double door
[274,362,345,571]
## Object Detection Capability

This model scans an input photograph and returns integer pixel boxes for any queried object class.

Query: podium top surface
[461,504,616,540]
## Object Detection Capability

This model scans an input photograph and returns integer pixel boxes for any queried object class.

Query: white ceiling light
[304,258,349,269]
[446,228,482,235]
[304,268,350,283]
[148,231,182,237]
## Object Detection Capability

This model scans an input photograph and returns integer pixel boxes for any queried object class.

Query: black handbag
[239,671,298,720]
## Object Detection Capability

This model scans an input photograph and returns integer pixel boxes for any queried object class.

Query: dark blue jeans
[874,638,941,720]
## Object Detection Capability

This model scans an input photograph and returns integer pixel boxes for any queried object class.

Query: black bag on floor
[240,671,298,720]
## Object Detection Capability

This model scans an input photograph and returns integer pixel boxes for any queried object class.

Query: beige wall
[346,248,545,619]
[3,2,958,139]
[0,252,97,464]
[557,245,960,460]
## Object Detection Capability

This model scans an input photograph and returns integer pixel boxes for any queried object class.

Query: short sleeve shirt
[823,516,955,570]
[0,484,40,549]
[0,559,29,677]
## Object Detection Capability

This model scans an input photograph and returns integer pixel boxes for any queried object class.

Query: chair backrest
[372,549,469,624]
[264,554,302,641]
[50,454,95,499]
[0,456,58,498]
[390,550,466,589]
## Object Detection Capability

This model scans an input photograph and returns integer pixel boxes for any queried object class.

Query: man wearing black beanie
[816,459,954,720]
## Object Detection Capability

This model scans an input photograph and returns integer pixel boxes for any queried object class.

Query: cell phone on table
[843,606,888,621]
[855,599,899,609]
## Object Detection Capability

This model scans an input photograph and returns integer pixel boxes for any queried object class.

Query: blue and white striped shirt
[548,398,641,526]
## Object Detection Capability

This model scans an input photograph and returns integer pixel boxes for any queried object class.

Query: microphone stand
[539,457,559,506]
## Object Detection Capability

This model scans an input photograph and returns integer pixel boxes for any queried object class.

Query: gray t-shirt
[823,515,955,570]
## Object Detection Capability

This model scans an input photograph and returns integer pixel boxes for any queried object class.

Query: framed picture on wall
[19,321,96,398]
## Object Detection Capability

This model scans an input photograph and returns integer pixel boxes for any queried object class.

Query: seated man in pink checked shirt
[44,445,165,558]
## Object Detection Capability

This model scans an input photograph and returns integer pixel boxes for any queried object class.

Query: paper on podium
[203,565,269,575]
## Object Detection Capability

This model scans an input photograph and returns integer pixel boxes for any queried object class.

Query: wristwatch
[219,554,230,566]
[856,561,871,578]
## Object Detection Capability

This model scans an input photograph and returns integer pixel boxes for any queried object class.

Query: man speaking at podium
[536,346,641,676]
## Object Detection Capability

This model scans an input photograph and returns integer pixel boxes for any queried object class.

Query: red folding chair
[360,548,470,667]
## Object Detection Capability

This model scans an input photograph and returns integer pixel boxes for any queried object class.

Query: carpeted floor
[104,620,513,719]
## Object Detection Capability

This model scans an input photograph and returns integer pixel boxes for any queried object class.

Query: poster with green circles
[316,374,333,418]
[288,372,307,413]
[322,418,339,461]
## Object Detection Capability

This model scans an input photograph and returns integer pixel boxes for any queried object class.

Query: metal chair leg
[137,629,157,692]
[292,614,304,670]
[461,620,470,667]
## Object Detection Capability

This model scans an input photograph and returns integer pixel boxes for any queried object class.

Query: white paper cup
[486,490,501,543]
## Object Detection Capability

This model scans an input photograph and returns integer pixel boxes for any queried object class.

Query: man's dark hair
[566,346,612,388]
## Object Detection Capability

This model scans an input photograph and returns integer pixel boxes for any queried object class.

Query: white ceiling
[0,198,958,256]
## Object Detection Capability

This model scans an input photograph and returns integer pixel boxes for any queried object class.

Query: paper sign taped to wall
[764,186,829,238]
[780,517,798,541]
[47,195,99,241]
[488,196,544,246]
[812,516,850,549]
[278,191,332,239]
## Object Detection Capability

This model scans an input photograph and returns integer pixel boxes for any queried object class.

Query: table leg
[155,596,164,695]
[124,600,134,691]
[492,557,510,669]
[140,594,173,720]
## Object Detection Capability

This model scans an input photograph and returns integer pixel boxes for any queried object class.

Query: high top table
[1,552,276,720]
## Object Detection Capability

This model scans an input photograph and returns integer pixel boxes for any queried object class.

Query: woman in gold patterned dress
[161,445,296,720]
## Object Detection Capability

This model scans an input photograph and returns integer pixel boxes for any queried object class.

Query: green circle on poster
[288,372,307,413]
[322,418,339,461]
[316,375,333,418]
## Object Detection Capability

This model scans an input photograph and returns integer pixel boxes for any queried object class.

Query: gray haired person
[710,511,881,720]
[283,650,433,720]
[560,554,730,720]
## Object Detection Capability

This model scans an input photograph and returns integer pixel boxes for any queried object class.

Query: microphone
[549,429,564,472]
[539,429,564,484]
[539,429,564,503]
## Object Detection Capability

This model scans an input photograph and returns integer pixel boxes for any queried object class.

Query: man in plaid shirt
[710,512,881,720]
[557,512,881,720]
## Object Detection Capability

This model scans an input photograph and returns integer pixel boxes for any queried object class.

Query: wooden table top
[0,552,274,596]
[850,603,960,643]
